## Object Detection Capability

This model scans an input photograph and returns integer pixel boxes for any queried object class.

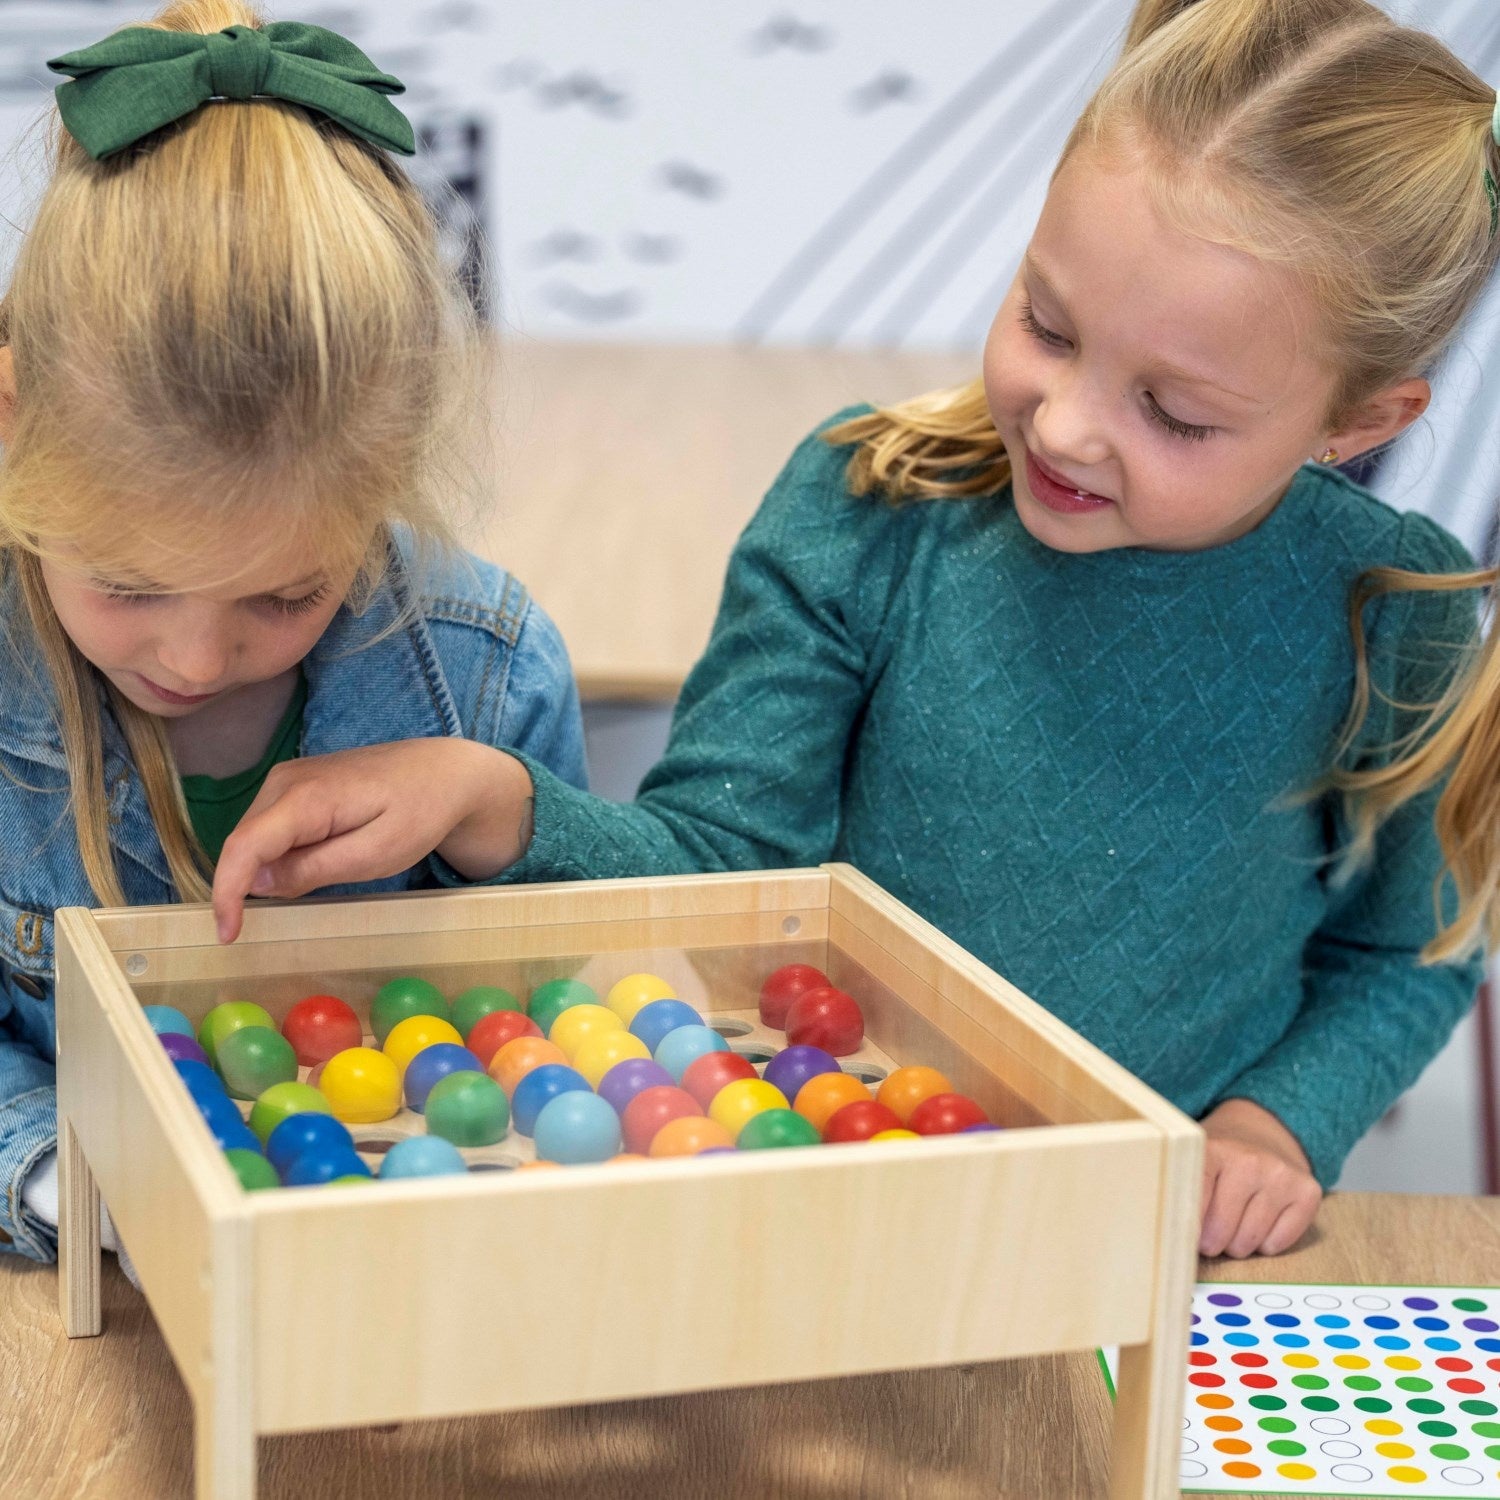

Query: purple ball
[962,1122,1002,1134]
[762,1045,840,1105]
[597,1057,674,1114]
[160,1031,211,1067]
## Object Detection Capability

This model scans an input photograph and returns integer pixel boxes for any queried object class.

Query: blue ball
[194,1088,244,1134]
[510,1063,592,1136]
[533,1091,622,1164]
[380,1136,469,1179]
[215,1117,261,1154]
[266,1112,355,1179]
[653,1023,729,1083]
[174,1057,227,1099]
[404,1043,483,1113]
[144,1004,195,1038]
[628,999,703,1054]
[284,1147,372,1187]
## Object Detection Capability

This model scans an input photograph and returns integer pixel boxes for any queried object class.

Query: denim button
[13,974,45,1000]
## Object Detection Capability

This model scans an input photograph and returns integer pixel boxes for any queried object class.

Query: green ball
[330,1174,375,1186]
[738,1108,821,1150]
[527,979,597,1038]
[216,1026,298,1101]
[248,1081,331,1145]
[224,1148,280,1192]
[370,977,449,1047]
[198,1001,276,1067]
[425,1071,510,1147]
[450,985,523,1042]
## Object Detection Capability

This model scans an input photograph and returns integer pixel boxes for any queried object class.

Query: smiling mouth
[1023,450,1114,514]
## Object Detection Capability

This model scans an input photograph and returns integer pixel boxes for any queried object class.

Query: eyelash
[1017,298,1216,444]
[93,582,331,615]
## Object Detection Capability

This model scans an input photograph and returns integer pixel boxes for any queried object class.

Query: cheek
[982,313,1036,430]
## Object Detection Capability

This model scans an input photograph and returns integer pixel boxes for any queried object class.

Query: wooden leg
[57,1115,102,1339]
[195,1398,258,1500]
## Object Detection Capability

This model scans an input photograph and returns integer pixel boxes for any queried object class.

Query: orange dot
[1222,1462,1261,1479]
[1196,1394,1233,1410]
[1204,1416,1243,1432]
[875,1065,953,1124]
[649,1115,736,1157]
[489,1036,567,1096]
[1213,1438,1252,1455]
[793,1071,870,1134]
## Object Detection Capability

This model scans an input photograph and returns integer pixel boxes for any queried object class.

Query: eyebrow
[96,570,328,595]
[1023,254,1264,408]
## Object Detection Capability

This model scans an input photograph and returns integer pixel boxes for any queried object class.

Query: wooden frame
[54,865,1202,1500]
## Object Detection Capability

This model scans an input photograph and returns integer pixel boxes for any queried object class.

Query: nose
[1030,366,1111,470]
[153,604,235,690]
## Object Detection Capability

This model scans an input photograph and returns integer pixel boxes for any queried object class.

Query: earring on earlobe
[1319,448,1340,465]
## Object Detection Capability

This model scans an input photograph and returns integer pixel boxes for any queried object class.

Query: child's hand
[1199,1098,1322,1259]
[211,739,535,943]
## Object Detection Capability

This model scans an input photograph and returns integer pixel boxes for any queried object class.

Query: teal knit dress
[496,414,1483,1185]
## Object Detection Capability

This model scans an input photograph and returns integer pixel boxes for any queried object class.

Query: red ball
[621,1085,702,1155]
[909,1093,988,1136]
[466,1008,542,1068]
[759,963,831,1030]
[823,1099,903,1143]
[680,1049,758,1110]
[784,986,864,1056]
[281,994,363,1066]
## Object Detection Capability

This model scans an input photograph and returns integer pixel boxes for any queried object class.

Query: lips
[1023,450,1113,515]
[136,674,220,707]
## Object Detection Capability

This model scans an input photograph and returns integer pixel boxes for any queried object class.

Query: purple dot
[1405,1296,1439,1311]
[1465,1318,1499,1332]
[1191,1314,1201,1326]
[1208,1293,1243,1307]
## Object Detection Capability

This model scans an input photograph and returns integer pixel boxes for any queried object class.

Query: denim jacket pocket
[0,893,52,1002]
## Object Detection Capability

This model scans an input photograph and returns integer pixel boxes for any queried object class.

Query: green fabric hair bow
[47,22,415,161]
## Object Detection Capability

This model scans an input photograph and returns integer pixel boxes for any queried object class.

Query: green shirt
[181,672,307,864]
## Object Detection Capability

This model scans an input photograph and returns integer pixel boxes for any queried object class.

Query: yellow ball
[383,1014,465,1076]
[870,1129,920,1142]
[605,972,676,1025]
[708,1078,789,1141]
[320,1047,402,1124]
[572,1028,651,1088]
[548,1003,625,1062]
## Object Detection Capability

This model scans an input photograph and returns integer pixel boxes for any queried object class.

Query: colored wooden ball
[823,1099,903,1144]
[549,1003,626,1061]
[267,1112,354,1178]
[370,976,449,1047]
[621,1085,703,1155]
[791,1071,870,1134]
[604,972,676,1026]
[466,1008,543,1068]
[216,1026,298,1101]
[876,1065,953,1125]
[281,994,362,1067]
[143,1004,195,1039]
[909,1093,988,1136]
[870,1129,920,1142]
[653,1024,729,1083]
[758,963,830,1029]
[533,1091,623,1164]
[380,1136,468,1180]
[962,1122,1003,1134]
[249,1081,331,1145]
[509,1063,590,1136]
[708,1078,789,1142]
[175,1057,227,1101]
[680,1049,758,1110]
[198,1001,276,1067]
[738,1108,822,1150]
[608,1153,649,1165]
[405,1043,484,1113]
[383,1013,466,1076]
[762,1044,840,1104]
[450,985,523,1042]
[489,1036,569,1096]
[597,1058,675,1115]
[319,1047,402,1124]
[223,1148,279,1192]
[284,1146,372,1187]
[426,1070,511,1146]
[784,987,864,1056]
[214,1117,261,1155]
[628,999,702,1054]
[526,978,598,1037]
[648,1115,735,1157]
[571,1028,651,1090]
[160,1031,210,1067]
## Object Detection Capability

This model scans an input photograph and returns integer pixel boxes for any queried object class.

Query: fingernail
[251,868,273,895]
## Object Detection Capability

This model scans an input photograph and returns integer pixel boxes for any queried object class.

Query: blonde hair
[827,0,1500,959]
[0,0,486,906]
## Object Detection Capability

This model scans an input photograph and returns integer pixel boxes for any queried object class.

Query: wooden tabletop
[2,1192,1497,1498]
[478,340,977,701]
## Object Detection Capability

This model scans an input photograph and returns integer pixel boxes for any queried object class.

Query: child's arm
[0,1022,64,1260]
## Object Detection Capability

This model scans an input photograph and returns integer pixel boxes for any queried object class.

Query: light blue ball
[532,1091,622,1164]
[653,1023,729,1083]
[144,1004,195,1038]
[628,999,703,1054]
[380,1136,469,1179]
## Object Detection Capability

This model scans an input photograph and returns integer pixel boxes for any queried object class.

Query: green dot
[1267,1440,1307,1456]
[1301,1396,1340,1412]
[1344,1376,1382,1391]
[1293,1374,1329,1389]
[1460,1400,1498,1416]
[1258,1417,1297,1433]
[1396,1377,1433,1392]
[1250,1395,1287,1411]
[1431,1443,1469,1461]
[1454,1298,1489,1312]
[1418,1420,1458,1437]
[1354,1397,1392,1413]
[1407,1398,1445,1414]
[1485,1444,1500,1461]
[1475,1422,1500,1439]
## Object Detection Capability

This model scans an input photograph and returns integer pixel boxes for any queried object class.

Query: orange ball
[489,1036,568,1096]
[515,1159,562,1172]
[792,1071,871,1134]
[876,1065,953,1125]
[649,1115,736,1157]
[607,1153,649,1165]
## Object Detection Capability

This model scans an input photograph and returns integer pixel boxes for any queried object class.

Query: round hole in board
[125,953,148,977]
[732,1044,776,1065]
[354,1139,400,1156]
[841,1063,888,1085]
[781,917,801,936]
[709,1018,753,1038]
[468,1161,517,1173]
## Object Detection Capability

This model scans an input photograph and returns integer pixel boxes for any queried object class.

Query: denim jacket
[0,538,586,1259]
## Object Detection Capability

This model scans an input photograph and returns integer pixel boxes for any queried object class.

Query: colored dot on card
[1283,1354,1319,1368]
[1376,1337,1412,1350]
[1460,1401,1499,1416]
[1205,1416,1243,1432]
[1466,1318,1500,1333]
[1276,1334,1312,1348]
[1208,1293,1243,1306]
[1416,1317,1451,1331]
[1222,1462,1261,1479]
[1436,1357,1473,1372]
[1241,1374,1277,1389]
[1224,1333,1259,1347]
[1326,1335,1362,1349]
[1250,1395,1288,1410]
[1316,1315,1352,1329]
[1190,1333,1209,1346]
[1450,1379,1486,1394]
[1487,1360,1500,1373]
[1190,1351,1217,1367]
[1189,1373,1224,1387]
[1303,1397,1341,1412]
[1213,1438,1252,1455]
[1397,1377,1433,1391]
[1366,1316,1401,1330]
[1294,1375,1330,1389]
[1334,1355,1371,1369]
[1259,1417,1297,1433]
[1476,1338,1500,1353]
[1474,1421,1500,1438]
[1386,1357,1422,1371]
[1366,1419,1404,1435]
[1406,1298,1440,1311]
[1267,1439,1307,1456]
[1198,1394,1234,1410]
[1377,1443,1417,1459]
[1216,1313,1251,1327]
[1233,1353,1269,1367]
[1485,1444,1500,1460]
[1454,1299,1489,1313]
[1279,1464,1318,1481]
[1418,1420,1458,1437]
[1345,1377,1383,1391]
[1427,1337,1461,1352]
[1355,1398,1394,1413]
[1430,1444,1471,1462]
[1387,1467,1428,1483]
[1266,1314,1302,1328]
[1408,1399,1446,1414]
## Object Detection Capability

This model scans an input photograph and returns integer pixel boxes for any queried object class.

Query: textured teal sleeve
[1218,515,1485,1186]
[499,417,911,883]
